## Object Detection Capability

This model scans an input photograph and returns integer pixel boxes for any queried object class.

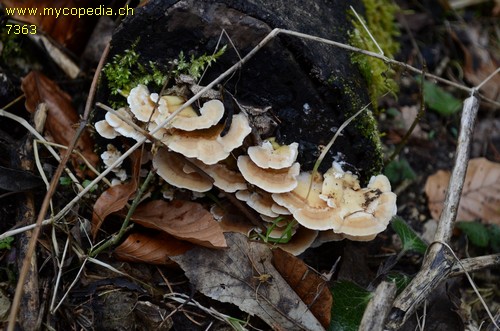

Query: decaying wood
[449,254,500,277]
[386,96,480,329]
[15,136,41,330]
[359,281,397,331]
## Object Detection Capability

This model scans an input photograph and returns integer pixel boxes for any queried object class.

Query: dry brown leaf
[130,200,227,248]
[114,232,192,265]
[272,248,332,328]
[450,26,500,102]
[425,158,500,224]
[21,71,98,174]
[170,233,325,330]
[92,180,137,238]
[91,151,141,238]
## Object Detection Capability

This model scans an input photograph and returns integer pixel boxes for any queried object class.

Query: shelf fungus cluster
[96,84,397,254]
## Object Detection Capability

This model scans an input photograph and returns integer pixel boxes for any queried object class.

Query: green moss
[103,43,227,108]
[349,0,400,109]
[342,79,384,178]
[0,32,22,63]
[103,41,167,107]
[172,45,227,80]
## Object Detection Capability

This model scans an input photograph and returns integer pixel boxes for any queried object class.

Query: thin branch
[359,281,397,331]
[386,95,479,329]
[89,170,155,257]
[449,254,500,277]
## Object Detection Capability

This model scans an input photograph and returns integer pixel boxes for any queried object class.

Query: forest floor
[0,0,499,330]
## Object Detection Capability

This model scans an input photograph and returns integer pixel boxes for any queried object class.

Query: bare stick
[359,281,397,331]
[449,254,500,277]
[386,95,479,329]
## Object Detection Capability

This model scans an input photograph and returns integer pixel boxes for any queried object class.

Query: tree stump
[98,0,383,181]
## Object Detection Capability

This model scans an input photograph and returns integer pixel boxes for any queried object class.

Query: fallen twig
[386,94,479,329]
[359,281,397,331]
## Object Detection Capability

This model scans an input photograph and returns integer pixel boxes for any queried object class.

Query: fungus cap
[260,215,290,227]
[171,99,224,131]
[153,149,212,192]
[246,191,279,218]
[271,203,292,215]
[237,156,300,193]
[319,164,360,208]
[152,95,199,127]
[128,85,157,122]
[188,159,247,193]
[278,227,318,256]
[105,108,144,141]
[337,212,388,237]
[165,113,251,165]
[95,120,118,139]
[272,172,342,230]
[235,190,252,201]
[334,174,397,236]
[247,140,299,169]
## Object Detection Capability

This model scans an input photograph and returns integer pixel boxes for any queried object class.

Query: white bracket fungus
[272,164,397,237]
[187,159,247,193]
[153,148,213,192]
[95,82,398,246]
[247,140,299,169]
[237,155,300,193]
[169,99,224,131]
[164,113,251,165]
[95,108,145,141]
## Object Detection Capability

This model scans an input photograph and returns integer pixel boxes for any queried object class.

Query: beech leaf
[425,158,500,224]
[130,200,227,248]
[91,150,141,238]
[92,180,137,238]
[272,248,333,328]
[114,232,192,265]
[21,71,98,173]
[170,233,324,331]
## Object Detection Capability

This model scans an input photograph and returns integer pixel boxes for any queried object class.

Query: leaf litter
[170,232,325,331]
[425,157,500,224]
[114,231,192,265]
[129,200,227,248]
[21,71,98,175]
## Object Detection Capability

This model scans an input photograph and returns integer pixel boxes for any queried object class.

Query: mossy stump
[96,0,385,182]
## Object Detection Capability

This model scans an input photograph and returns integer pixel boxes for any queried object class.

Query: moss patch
[349,0,400,109]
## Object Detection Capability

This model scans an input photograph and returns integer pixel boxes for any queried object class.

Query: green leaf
[59,177,72,186]
[489,225,500,253]
[0,237,14,250]
[82,179,97,192]
[385,272,412,294]
[329,281,373,331]
[384,158,416,184]
[391,217,428,254]
[456,221,489,247]
[422,80,462,116]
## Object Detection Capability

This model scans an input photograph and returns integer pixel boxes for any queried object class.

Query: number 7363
[6,24,37,35]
